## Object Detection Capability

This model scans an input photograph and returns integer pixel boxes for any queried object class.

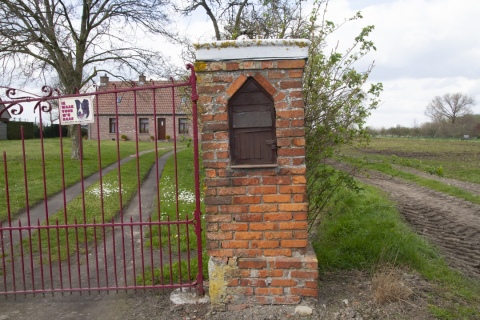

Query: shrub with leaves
[304,1,383,227]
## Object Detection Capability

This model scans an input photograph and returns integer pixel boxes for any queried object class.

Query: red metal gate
[0,65,204,296]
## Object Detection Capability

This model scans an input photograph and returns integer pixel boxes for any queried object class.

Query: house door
[157,118,166,140]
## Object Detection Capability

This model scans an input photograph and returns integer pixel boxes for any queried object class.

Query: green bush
[7,121,34,139]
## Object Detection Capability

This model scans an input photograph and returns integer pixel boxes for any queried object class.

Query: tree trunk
[70,124,82,160]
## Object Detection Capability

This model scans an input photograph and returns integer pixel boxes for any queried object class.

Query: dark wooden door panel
[157,117,166,140]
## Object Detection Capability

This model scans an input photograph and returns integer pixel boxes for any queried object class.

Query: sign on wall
[59,97,94,125]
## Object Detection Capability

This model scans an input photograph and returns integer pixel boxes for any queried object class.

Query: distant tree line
[7,122,78,140]
[369,114,480,139]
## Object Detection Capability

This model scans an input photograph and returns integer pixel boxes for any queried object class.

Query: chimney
[138,74,146,84]
[100,74,109,86]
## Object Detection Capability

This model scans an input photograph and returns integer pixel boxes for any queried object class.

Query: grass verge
[24,148,169,261]
[140,148,207,285]
[313,183,480,318]
[1,138,171,220]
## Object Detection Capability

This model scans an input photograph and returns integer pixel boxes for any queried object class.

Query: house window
[109,118,116,133]
[179,118,188,134]
[229,78,276,165]
[139,118,149,133]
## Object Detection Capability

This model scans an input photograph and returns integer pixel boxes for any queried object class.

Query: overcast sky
[9,0,480,129]
[320,0,480,128]
[174,0,480,129]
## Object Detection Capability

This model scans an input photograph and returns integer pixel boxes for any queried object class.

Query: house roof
[0,103,11,120]
[95,78,189,116]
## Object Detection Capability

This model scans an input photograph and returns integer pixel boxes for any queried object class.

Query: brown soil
[1,165,480,319]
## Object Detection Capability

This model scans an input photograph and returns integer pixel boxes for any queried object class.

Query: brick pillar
[196,39,318,310]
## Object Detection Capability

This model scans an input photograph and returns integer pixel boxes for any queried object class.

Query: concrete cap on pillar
[195,39,310,61]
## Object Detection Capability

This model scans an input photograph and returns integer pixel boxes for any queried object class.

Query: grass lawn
[313,183,480,319]
[341,137,480,184]
[25,148,170,261]
[141,147,207,284]
[0,138,172,220]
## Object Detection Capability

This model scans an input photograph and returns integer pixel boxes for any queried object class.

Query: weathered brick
[207,223,219,232]
[264,212,293,221]
[240,279,267,287]
[290,287,318,297]
[292,157,305,165]
[281,239,308,248]
[291,99,305,108]
[277,110,304,119]
[272,295,301,305]
[233,195,261,204]
[253,73,278,96]
[290,270,318,279]
[234,213,263,222]
[226,74,248,97]
[257,269,284,278]
[271,279,297,287]
[213,131,228,139]
[251,240,279,249]
[247,185,277,195]
[234,249,262,258]
[202,142,229,151]
[278,221,308,230]
[233,177,261,186]
[222,240,249,249]
[279,80,302,90]
[205,214,232,223]
[288,69,304,78]
[278,203,308,212]
[261,61,275,69]
[277,148,305,157]
[220,223,248,231]
[249,222,278,231]
[263,176,292,185]
[249,204,278,213]
[291,119,305,127]
[263,248,292,257]
[204,196,232,205]
[268,70,287,79]
[203,122,228,132]
[255,287,283,295]
[242,61,261,69]
[265,231,293,239]
[277,60,305,69]
[276,128,305,138]
[238,258,267,269]
[293,212,308,221]
[305,280,318,289]
[207,231,233,240]
[235,231,263,240]
[273,91,286,102]
[275,258,302,269]
[225,62,240,70]
[263,194,291,203]
[279,185,306,194]
[208,249,234,257]
[255,296,273,304]
[218,187,246,196]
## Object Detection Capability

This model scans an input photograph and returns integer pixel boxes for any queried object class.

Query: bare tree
[177,0,307,40]
[0,0,174,159]
[425,93,475,124]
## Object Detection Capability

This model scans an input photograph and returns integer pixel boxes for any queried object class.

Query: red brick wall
[197,59,318,308]
[89,115,193,141]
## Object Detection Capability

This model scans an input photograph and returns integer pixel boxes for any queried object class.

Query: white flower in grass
[87,182,124,198]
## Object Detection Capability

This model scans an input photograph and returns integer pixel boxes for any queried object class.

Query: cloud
[325,0,480,127]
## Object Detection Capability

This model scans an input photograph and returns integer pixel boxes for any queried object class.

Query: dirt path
[348,165,480,278]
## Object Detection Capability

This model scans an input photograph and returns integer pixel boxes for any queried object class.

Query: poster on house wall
[58,96,95,125]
